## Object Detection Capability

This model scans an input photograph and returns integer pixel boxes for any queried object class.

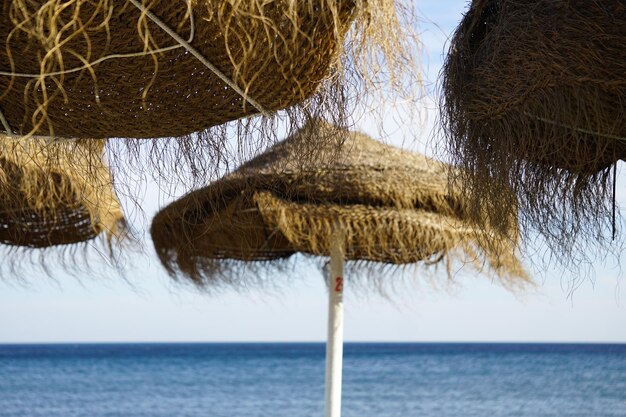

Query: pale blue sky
[0,0,624,344]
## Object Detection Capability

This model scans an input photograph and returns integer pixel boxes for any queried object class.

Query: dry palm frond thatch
[151,120,528,291]
[439,0,626,260]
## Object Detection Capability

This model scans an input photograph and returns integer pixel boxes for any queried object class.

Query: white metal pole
[325,233,345,417]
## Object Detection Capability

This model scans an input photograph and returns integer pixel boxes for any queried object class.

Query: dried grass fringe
[153,191,528,294]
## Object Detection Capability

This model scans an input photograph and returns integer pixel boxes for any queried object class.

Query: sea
[0,343,625,417]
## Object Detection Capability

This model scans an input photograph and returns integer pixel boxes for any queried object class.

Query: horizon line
[1,340,625,345]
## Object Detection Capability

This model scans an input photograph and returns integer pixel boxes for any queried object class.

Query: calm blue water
[0,343,625,417]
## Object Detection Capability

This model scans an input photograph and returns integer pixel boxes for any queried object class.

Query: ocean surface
[0,343,625,417]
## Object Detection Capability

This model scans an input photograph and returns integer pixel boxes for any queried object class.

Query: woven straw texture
[0,137,126,248]
[1,0,368,138]
[440,0,626,257]
[151,120,528,288]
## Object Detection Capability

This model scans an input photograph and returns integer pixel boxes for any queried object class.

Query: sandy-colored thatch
[439,0,626,258]
[151,120,528,290]
[0,137,126,249]
[0,0,416,139]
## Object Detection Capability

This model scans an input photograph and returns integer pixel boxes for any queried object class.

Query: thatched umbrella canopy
[0,0,418,188]
[151,120,528,417]
[0,137,126,251]
[0,0,345,138]
[151,119,527,287]
[439,0,626,258]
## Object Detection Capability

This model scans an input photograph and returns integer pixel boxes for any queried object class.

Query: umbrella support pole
[325,237,345,417]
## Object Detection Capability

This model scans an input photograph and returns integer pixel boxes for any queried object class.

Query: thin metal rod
[524,111,626,142]
[325,231,345,417]
[126,0,269,116]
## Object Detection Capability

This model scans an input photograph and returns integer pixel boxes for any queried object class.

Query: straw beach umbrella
[0,0,349,138]
[0,136,126,270]
[151,120,528,417]
[0,0,418,185]
[439,0,626,258]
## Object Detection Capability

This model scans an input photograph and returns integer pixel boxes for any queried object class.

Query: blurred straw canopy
[0,137,126,250]
[439,0,626,256]
[151,120,528,290]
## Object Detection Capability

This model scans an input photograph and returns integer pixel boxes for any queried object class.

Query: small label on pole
[335,277,344,293]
